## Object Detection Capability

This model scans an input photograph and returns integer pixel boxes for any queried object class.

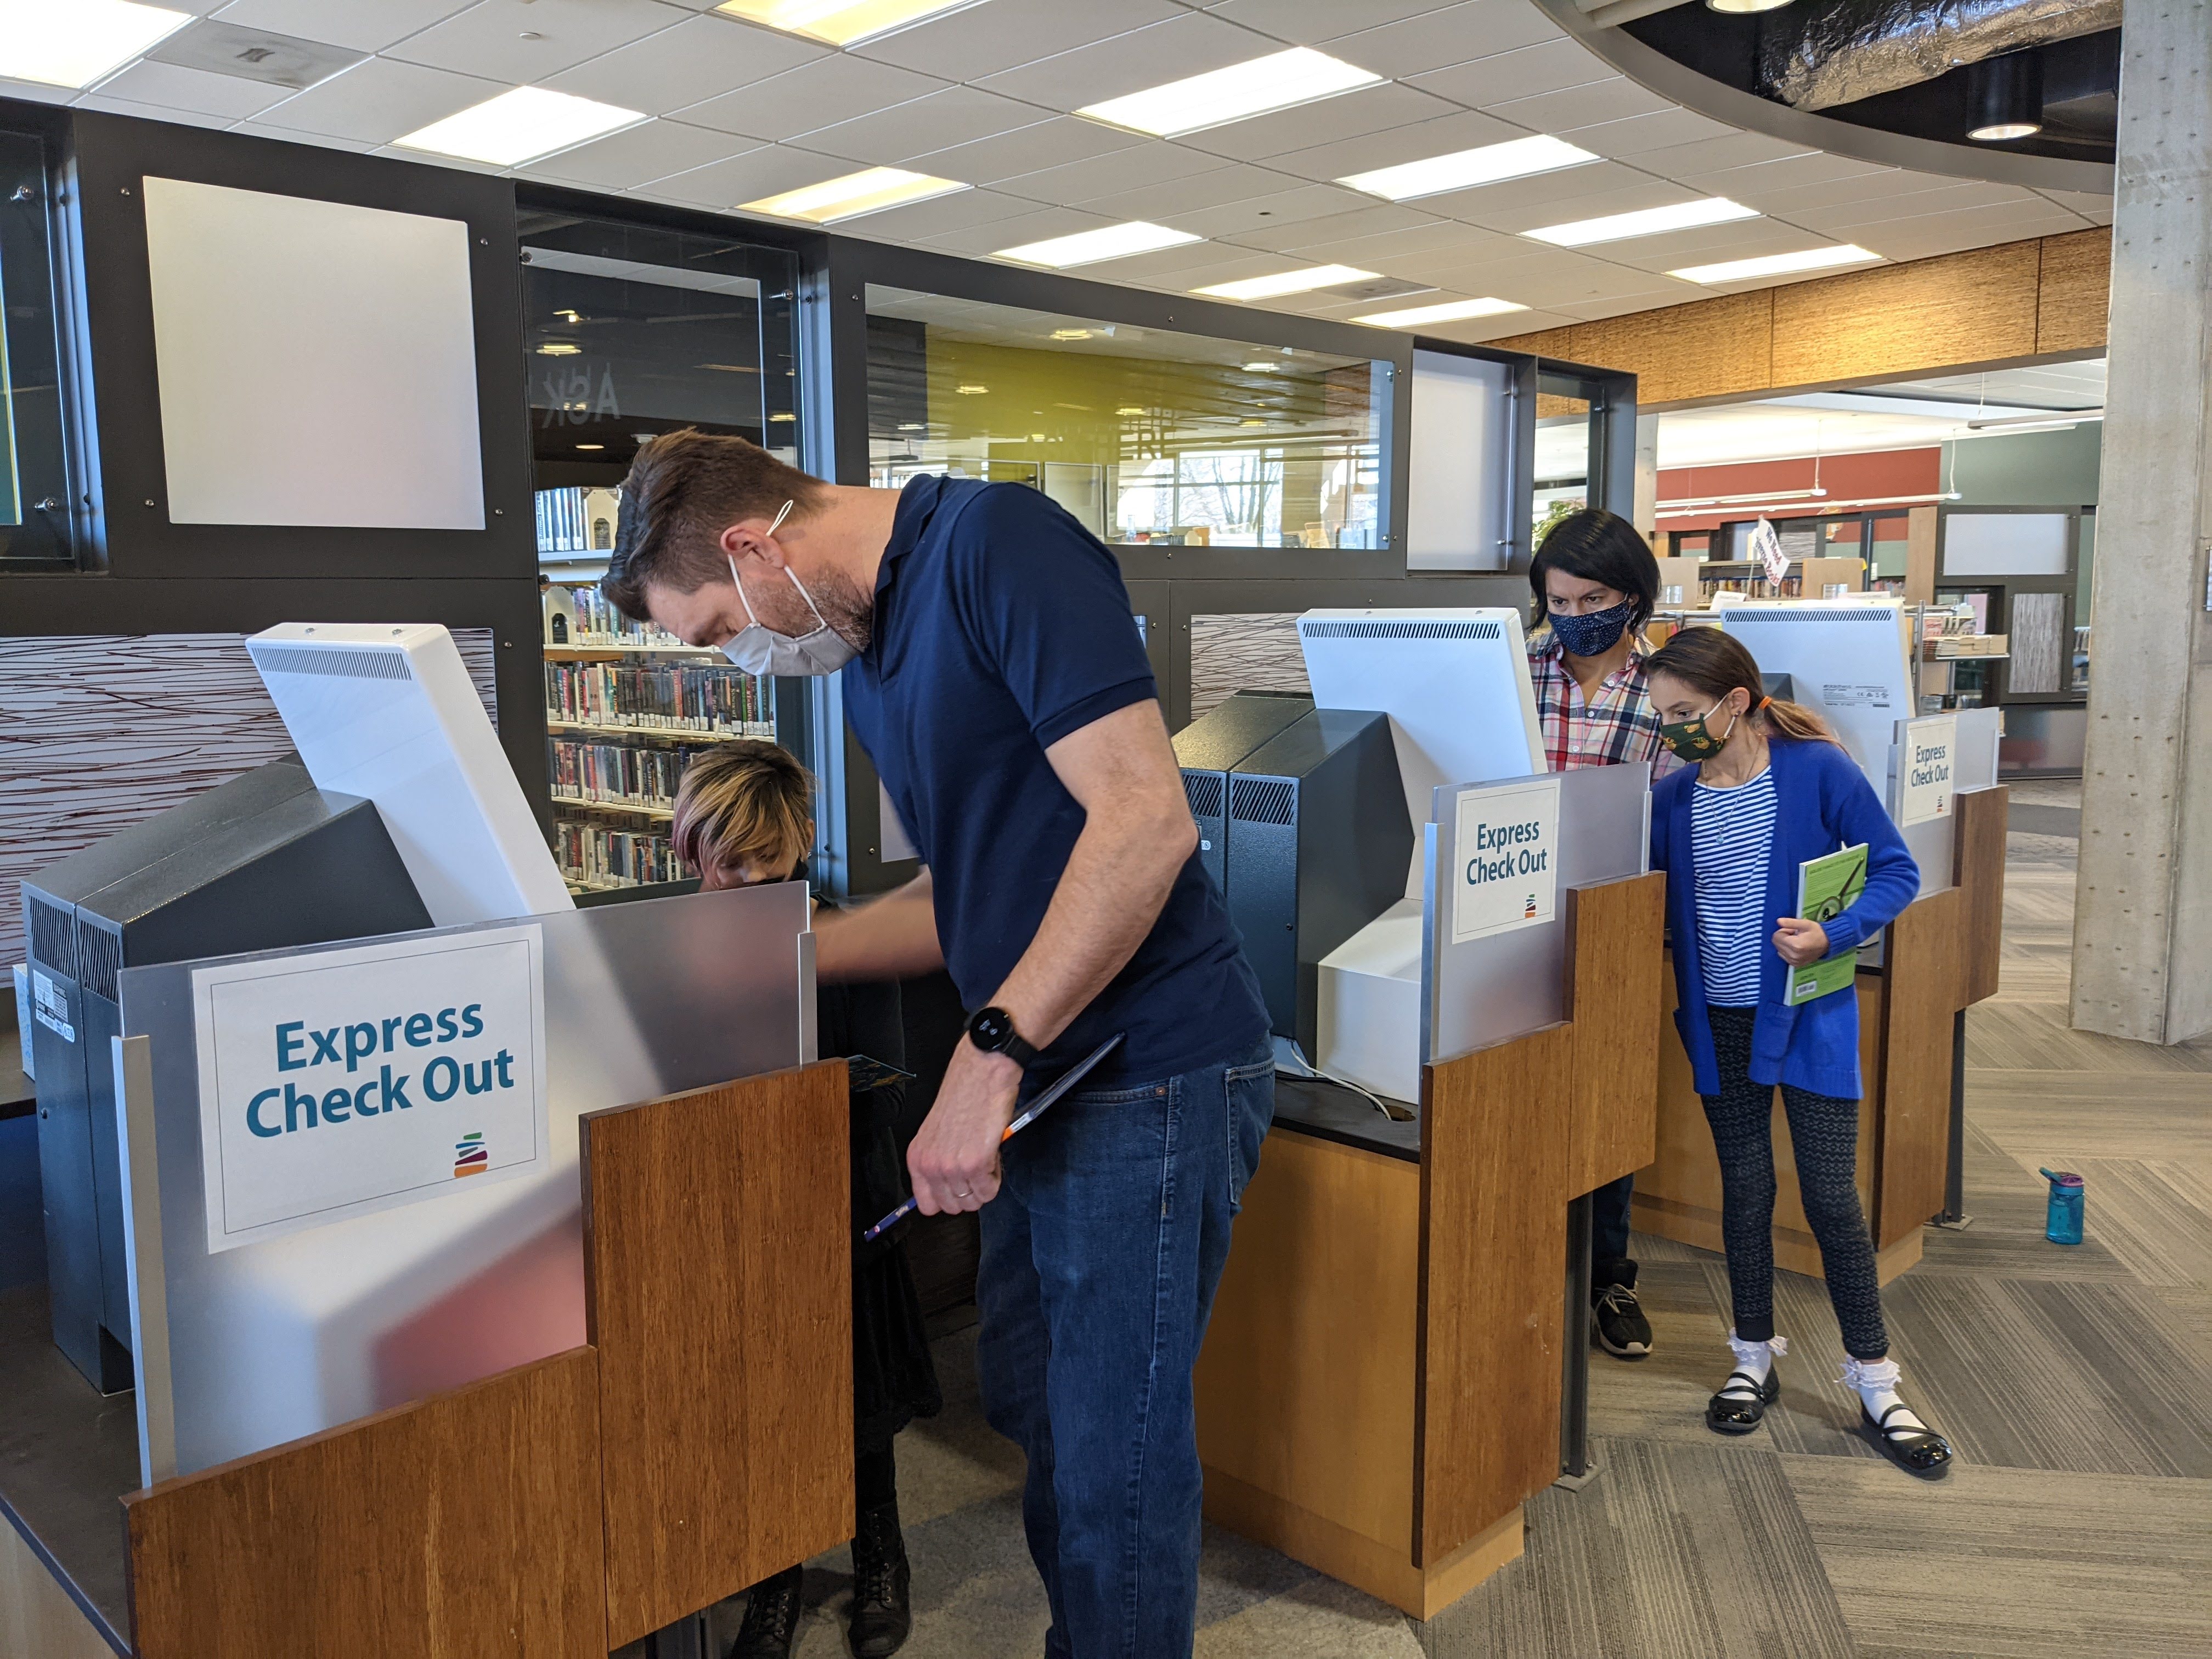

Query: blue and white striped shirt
[1692,768,1778,1007]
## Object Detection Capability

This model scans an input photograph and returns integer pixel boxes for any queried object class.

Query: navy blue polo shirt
[841,475,1268,1087]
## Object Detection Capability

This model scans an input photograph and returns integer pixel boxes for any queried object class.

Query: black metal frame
[0,123,76,568]
[1933,502,2087,708]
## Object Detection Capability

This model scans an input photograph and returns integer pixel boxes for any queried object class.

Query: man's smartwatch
[966,1006,1038,1069]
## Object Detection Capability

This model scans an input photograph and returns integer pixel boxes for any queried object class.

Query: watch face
[969,1006,1012,1049]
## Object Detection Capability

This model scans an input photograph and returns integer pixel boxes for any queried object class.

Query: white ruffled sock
[1726,1329,1787,1386]
[1842,1356,1925,1432]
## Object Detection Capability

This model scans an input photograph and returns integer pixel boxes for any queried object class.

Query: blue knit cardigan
[1651,737,1920,1099]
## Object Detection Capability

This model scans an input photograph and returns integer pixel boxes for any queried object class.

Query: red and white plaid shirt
[1527,631,1680,778]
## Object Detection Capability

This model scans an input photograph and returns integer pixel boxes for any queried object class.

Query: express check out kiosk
[1184,610,1667,1617]
[8,625,853,1659]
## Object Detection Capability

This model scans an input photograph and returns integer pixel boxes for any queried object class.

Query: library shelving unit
[540,539,777,899]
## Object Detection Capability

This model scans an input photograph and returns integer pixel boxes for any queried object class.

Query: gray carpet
[674,840,2212,1658]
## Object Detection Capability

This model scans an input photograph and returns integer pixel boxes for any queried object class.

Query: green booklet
[1787,843,1870,1006]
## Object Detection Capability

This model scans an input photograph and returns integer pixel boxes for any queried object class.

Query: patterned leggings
[1701,1006,1889,1361]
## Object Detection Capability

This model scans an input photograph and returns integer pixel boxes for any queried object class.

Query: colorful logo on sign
[453,1132,487,1178]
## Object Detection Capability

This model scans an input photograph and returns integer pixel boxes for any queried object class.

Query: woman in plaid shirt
[1526,507,1671,1362]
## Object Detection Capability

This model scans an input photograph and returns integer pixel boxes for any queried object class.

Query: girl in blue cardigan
[1644,626,1951,1478]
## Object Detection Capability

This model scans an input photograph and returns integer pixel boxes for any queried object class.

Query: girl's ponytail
[1644,627,1844,748]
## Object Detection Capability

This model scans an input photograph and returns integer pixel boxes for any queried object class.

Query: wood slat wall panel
[584,1062,853,1649]
[1564,874,1668,1197]
[123,1347,603,1659]
[1877,889,1967,1247]
[1490,230,2109,408]
[1416,1024,1573,1566]
[1955,787,2011,1007]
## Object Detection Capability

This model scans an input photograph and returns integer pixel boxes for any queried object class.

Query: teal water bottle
[2039,1168,2084,1245]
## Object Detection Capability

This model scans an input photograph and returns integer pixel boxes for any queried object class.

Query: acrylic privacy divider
[114,879,811,1483]
[1424,764,1650,1070]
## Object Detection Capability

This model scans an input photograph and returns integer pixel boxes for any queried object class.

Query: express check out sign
[1452,777,1562,945]
[192,927,549,1253]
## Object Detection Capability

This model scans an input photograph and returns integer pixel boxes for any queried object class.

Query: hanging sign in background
[191,926,548,1254]
[1452,776,1562,944]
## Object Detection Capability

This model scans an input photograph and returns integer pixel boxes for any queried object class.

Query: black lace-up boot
[847,1500,911,1658]
[729,1564,804,1659]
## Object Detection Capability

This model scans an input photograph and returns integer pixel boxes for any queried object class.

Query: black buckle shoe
[848,1500,912,1659]
[729,1564,804,1659]
[1705,1367,1780,1435]
[1864,1401,1954,1478]
[1593,1283,1654,1358]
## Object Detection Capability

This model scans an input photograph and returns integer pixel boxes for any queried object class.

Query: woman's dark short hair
[1528,509,1660,634]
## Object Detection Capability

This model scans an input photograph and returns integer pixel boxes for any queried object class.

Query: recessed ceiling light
[956,383,989,394]
[575,443,605,450]
[1668,245,1882,284]
[1194,264,1380,301]
[554,309,582,323]
[1115,406,1146,416]
[1351,296,1527,329]
[1706,0,1795,11]
[1242,362,1281,373]
[995,222,1201,268]
[739,166,968,223]
[713,0,980,47]
[1077,48,1382,138]
[897,422,926,431]
[1239,417,1267,427]
[1051,328,1094,340]
[769,412,797,422]
[1340,135,1599,202]
[538,342,582,356]
[0,0,189,89]
[1526,198,1758,246]
[396,86,644,167]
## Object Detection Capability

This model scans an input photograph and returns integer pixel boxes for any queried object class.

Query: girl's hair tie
[1757,695,1773,710]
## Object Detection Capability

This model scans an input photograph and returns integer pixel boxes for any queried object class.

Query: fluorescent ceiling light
[740,166,966,223]
[1115,406,1146,415]
[1194,264,1379,301]
[1340,135,1598,202]
[0,0,190,88]
[995,222,1200,268]
[1669,245,1881,284]
[713,0,979,47]
[1352,296,1526,329]
[396,86,644,167]
[1077,48,1380,138]
[1526,198,1758,246]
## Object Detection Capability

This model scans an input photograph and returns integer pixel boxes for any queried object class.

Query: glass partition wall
[865,285,1385,553]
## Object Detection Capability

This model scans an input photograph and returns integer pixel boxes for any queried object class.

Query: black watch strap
[967,1005,1039,1068]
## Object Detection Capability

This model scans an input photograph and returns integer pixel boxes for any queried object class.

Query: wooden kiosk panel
[1955,786,2009,1006]
[1417,1024,1574,1566]
[1563,874,1667,1196]
[1876,888,1966,1248]
[583,1060,854,1649]
[123,1347,605,1659]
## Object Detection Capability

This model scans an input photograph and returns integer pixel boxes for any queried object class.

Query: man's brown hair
[602,428,826,622]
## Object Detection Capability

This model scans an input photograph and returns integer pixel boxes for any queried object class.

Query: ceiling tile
[1161,182,1380,238]
[210,0,474,53]
[2036,187,2114,218]
[1175,80,1460,163]
[678,53,950,142]
[364,142,507,177]
[1075,240,1286,285]
[793,85,1045,165]
[1602,217,1846,273]
[648,143,854,208]
[918,203,1116,255]
[1327,0,1562,80]
[252,55,504,144]
[997,142,1232,207]
[1204,1,1463,45]
[851,0,1184,82]
[385,0,678,82]
[975,11,1277,113]
[227,118,376,151]
[1559,108,1738,159]
[905,116,1148,184]
[1482,75,1674,132]
[1681,148,1897,196]
[1460,178,1726,235]
[1231,204,1460,253]
[72,92,236,129]
[523,117,751,189]
[823,184,1039,240]
[1075,162,1308,222]
[1407,157,1661,222]
[1631,130,1810,178]
[1404,37,1612,109]
[1711,170,1916,216]
[541,15,829,113]
[1260,106,1522,185]
[92,59,294,120]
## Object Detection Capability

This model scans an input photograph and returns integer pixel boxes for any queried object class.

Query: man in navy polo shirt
[606,430,1273,1659]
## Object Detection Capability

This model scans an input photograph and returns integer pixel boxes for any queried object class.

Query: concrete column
[2072,0,2212,1043]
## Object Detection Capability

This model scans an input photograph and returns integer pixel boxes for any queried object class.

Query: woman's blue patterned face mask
[1546,597,1637,659]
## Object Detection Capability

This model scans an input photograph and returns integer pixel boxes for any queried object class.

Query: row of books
[549,738,719,807]
[555,821,684,889]
[535,488,617,555]
[551,583,691,648]
[545,662,774,735]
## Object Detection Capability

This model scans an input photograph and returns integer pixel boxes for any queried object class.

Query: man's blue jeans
[975,1041,1274,1659]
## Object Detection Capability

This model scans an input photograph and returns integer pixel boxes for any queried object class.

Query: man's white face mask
[721,499,857,678]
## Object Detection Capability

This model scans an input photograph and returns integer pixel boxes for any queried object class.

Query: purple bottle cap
[2038,1167,2083,1188]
